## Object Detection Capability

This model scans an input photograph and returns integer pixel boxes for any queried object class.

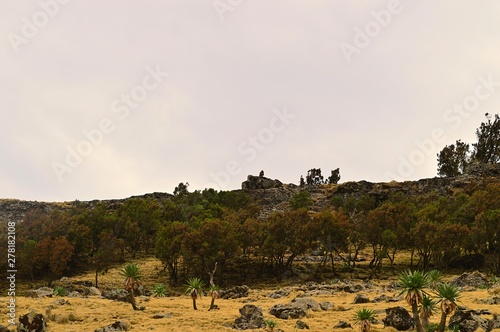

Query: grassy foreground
[1,258,500,331]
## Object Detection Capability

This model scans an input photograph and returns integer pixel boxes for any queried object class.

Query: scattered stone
[343,284,363,293]
[353,294,370,304]
[480,296,500,305]
[319,301,334,311]
[382,306,414,331]
[372,294,388,302]
[101,289,129,303]
[269,304,307,319]
[448,309,491,332]
[220,285,250,299]
[88,287,101,296]
[67,291,82,298]
[242,175,282,190]
[452,271,490,289]
[232,304,266,330]
[18,310,46,332]
[291,297,322,311]
[267,289,290,299]
[152,313,173,319]
[94,321,130,332]
[334,321,352,329]
[51,298,70,306]
[295,320,310,329]
[29,287,53,298]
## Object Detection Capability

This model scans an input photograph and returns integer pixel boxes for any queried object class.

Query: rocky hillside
[1,163,499,223]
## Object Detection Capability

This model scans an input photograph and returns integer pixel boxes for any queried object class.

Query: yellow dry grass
[1,257,500,332]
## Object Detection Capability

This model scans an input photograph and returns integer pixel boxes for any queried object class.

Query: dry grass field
[1,257,500,332]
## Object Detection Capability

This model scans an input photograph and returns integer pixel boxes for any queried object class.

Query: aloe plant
[353,308,377,332]
[185,277,205,310]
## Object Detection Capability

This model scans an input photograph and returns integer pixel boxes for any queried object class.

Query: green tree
[289,190,311,210]
[398,270,430,332]
[185,277,205,310]
[437,140,470,177]
[155,221,190,284]
[327,168,341,184]
[471,113,500,163]
[120,263,143,310]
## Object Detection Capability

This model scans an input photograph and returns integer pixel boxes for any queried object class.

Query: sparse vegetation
[353,308,376,332]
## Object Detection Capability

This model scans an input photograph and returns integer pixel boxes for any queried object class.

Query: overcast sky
[2,1,500,202]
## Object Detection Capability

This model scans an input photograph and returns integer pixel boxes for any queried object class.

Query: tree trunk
[412,302,424,332]
[95,269,99,288]
[192,297,198,310]
[208,297,216,311]
[438,312,447,332]
[129,290,138,310]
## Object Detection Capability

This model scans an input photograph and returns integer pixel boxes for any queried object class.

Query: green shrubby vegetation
[6,176,500,288]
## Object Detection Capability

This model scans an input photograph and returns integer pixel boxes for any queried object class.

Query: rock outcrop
[382,306,414,331]
[241,175,283,190]
[232,304,266,330]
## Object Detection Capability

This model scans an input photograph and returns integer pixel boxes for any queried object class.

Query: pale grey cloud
[2,0,500,201]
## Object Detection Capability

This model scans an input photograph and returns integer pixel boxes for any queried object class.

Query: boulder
[233,304,266,330]
[452,271,489,289]
[333,321,352,329]
[448,309,490,332]
[67,291,82,298]
[242,175,282,190]
[382,306,414,331]
[220,285,249,299]
[319,302,334,311]
[18,310,46,332]
[291,297,322,312]
[295,320,310,329]
[269,304,307,319]
[88,287,101,296]
[94,321,130,332]
[101,289,129,302]
[267,289,290,299]
[152,313,173,319]
[353,294,370,304]
[29,287,53,298]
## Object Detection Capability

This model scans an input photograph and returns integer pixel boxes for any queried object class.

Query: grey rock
[452,271,490,289]
[319,302,334,311]
[101,289,129,303]
[353,294,370,304]
[269,304,307,319]
[382,306,414,331]
[29,287,53,298]
[94,321,130,332]
[449,309,490,332]
[152,313,173,319]
[291,297,322,311]
[220,285,249,299]
[295,320,310,329]
[233,305,266,330]
[17,310,46,332]
[333,321,352,329]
